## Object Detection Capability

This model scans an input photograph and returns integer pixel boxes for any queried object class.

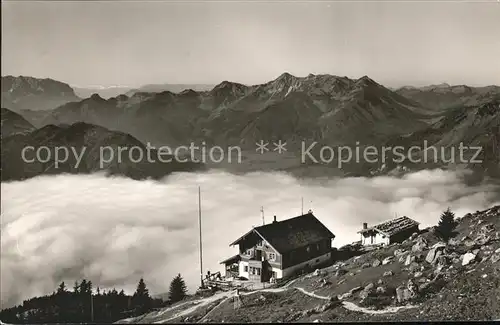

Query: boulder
[426,245,446,264]
[319,279,331,287]
[480,224,495,234]
[407,279,419,296]
[462,252,477,266]
[405,255,415,266]
[394,249,406,257]
[359,289,371,300]
[361,262,371,269]
[491,253,500,264]
[372,259,381,267]
[335,269,348,277]
[462,236,475,247]
[364,283,375,291]
[396,286,412,303]
[382,256,394,265]
[337,292,352,300]
[383,270,394,277]
[436,255,449,267]
[409,262,421,273]
[376,286,386,294]
[412,237,428,252]
[414,271,423,278]
[432,242,447,249]
[474,234,491,246]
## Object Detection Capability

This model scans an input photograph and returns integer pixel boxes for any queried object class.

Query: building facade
[221,213,335,282]
[358,216,419,247]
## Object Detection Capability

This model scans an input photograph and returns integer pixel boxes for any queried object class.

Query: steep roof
[358,216,419,237]
[219,254,241,265]
[230,213,335,254]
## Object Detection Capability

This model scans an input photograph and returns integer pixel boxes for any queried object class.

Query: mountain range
[73,83,215,99]
[0,116,205,181]
[1,74,499,181]
[1,76,81,111]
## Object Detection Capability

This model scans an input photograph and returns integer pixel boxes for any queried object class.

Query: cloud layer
[1,169,499,308]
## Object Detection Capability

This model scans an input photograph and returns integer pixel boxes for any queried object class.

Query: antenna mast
[198,186,204,288]
[261,206,265,225]
[301,197,304,215]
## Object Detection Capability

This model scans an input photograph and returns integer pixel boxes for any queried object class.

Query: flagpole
[90,289,94,322]
[198,186,204,288]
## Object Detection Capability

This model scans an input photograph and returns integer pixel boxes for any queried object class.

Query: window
[249,267,261,275]
[244,266,248,272]
[268,252,276,261]
[306,246,311,253]
[272,271,277,278]
[316,243,320,251]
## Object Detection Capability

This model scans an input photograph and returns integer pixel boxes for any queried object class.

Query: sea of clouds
[1,169,500,308]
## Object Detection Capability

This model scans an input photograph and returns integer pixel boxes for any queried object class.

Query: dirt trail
[119,279,420,324]
[197,283,419,323]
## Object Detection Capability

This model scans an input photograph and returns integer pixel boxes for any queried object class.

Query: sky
[2,0,500,88]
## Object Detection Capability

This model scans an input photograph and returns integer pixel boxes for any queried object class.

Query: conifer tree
[168,274,187,304]
[436,207,458,241]
[57,281,67,294]
[131,278,151,314]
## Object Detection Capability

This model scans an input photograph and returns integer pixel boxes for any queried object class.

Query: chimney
[363,222,368,230]
[273,216,277,223]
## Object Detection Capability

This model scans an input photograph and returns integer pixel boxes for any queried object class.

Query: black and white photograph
[1,0,500,323]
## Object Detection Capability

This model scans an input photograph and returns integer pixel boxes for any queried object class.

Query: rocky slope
[1,75,80,111]
[379,99,500,178]
[395,84,500,111]
[116,206,500,323]
[1,122,205,182]
[5,74,499,178]
[1,107,35,138]
[15,73,430,149]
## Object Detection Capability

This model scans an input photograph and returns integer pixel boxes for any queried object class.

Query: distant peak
[212,80,247,93]
[356,75,380,88]
[89,93,104,100]
[276,72,296,81]
[357,75,375,82]
[179,88,198,96]
[115,94,129,101]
